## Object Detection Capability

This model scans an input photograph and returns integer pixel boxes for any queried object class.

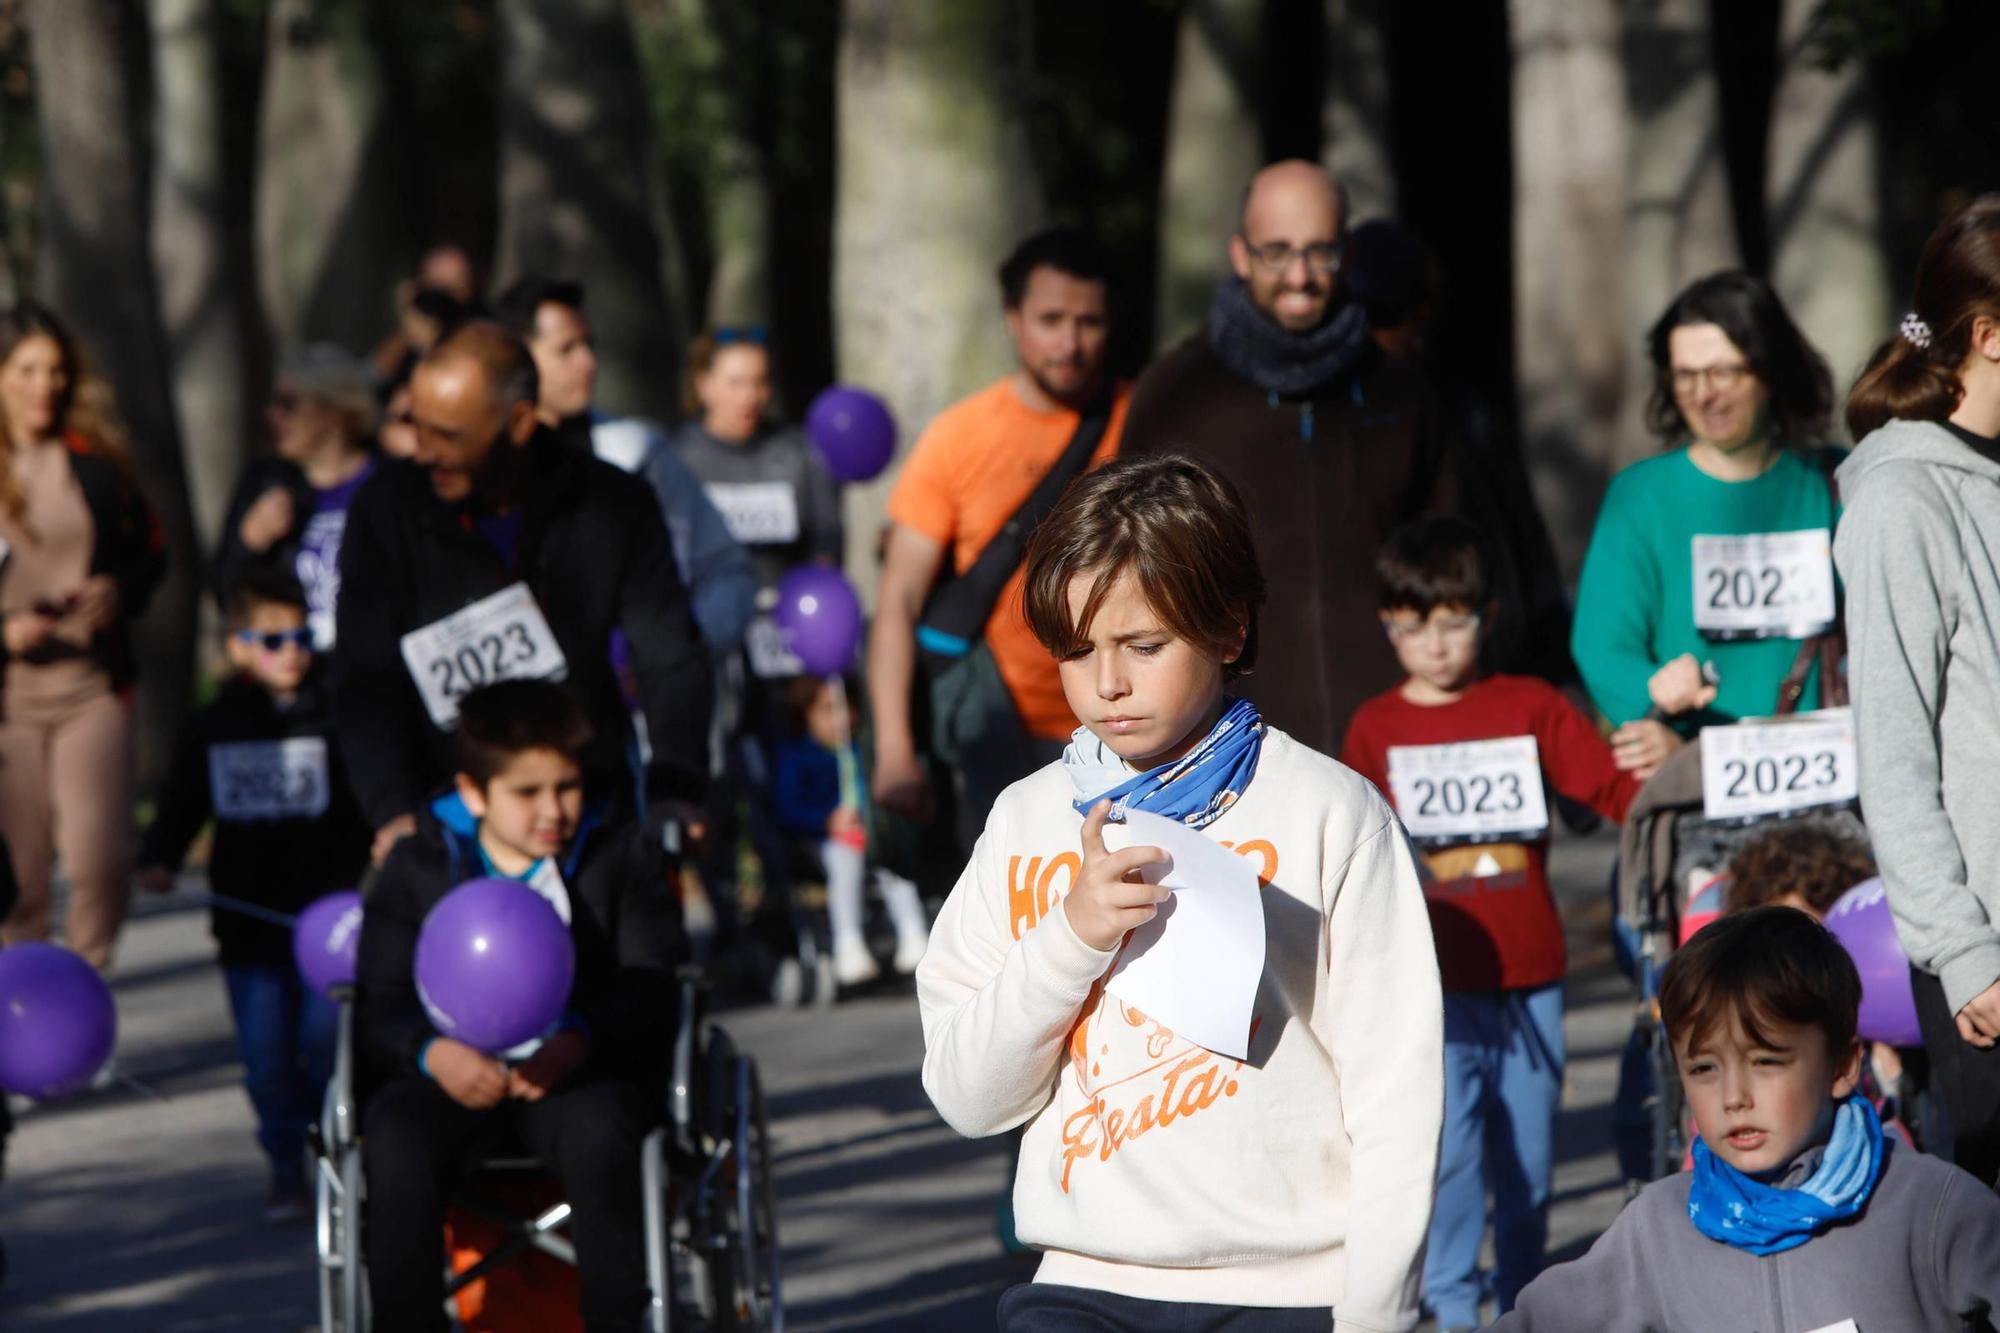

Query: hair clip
[1900,311,1933,350]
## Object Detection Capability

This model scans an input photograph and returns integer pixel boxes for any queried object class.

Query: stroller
[1614,705,1871,1184]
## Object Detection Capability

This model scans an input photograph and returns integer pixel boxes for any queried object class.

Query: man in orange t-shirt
[868,227,1129,854]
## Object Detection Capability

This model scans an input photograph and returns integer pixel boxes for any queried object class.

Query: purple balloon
[0,942,116,1098]
[294,890,364,999]
[775,565,863,677]
[415,878,575,1054]
[1823,877,1922,1047]
[806,386,897,483]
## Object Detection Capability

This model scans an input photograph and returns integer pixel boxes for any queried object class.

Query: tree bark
[1321,0,1396,224]
[254,0,403,353]
[1508,0,1630,579]
[1766,0,1890,418]
[29,0,196,788]
[1621,0,1738,452]
[495,0,683,425]
[1153,0,1261,351]
[151,0,252,553]
[834,0,1044,593]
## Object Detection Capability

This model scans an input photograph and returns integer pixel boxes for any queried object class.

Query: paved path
[0,827,1631,1331]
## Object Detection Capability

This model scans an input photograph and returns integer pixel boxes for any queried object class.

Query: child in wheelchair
[766,674,928,988]
[354,679,688,1332]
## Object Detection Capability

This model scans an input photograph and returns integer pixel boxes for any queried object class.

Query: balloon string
[190,894,298,929]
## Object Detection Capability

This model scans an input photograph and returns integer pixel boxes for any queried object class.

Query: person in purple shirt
[216,345,379,649]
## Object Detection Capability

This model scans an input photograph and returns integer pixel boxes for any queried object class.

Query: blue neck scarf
[1064,698,1265,830]
[1687,1094,1885,1256]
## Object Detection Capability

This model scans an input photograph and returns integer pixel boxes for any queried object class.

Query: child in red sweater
[1340,516,1639,1332]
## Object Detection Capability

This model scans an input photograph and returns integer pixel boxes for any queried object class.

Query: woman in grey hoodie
[1835,194,2000,1188]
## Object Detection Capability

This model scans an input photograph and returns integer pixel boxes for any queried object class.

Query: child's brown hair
[1660,905,1861,1063]
[1724,824,1875,917]
[1022,455,1265,676]
[455,680,594,787]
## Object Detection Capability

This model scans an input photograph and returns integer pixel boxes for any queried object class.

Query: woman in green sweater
[1573,272,1838,779]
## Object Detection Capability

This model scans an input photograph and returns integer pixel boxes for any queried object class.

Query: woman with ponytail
[0,302,163,969]
[1835,194,2000,1188]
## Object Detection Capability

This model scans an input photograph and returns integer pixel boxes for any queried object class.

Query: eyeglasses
[1240,238,1343,275]
[1383,613,1480,643]
[235,628,313,652]
[713,326,768,346]
[1670,362,1754,395]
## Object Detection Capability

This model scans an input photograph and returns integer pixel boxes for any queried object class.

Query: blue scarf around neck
[1064,697,1265,830]
[1686,1094,1885,1256]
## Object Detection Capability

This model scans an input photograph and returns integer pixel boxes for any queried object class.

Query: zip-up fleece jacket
[1491,1137,2000,1330]
[918,728,1443,1330]
[331,440,713,829]
[1834,420,2000,1013]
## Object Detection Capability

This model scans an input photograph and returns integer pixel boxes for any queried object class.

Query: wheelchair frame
[312,966,781,1332]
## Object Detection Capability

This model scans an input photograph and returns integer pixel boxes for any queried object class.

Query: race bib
[743,612,804,680]
[1386,736,1550,846]
[1691,529,1835,640]
[1699,708,1859,822]
[706,482,800,547]
[398,584,568,729]
[208,738,331,821]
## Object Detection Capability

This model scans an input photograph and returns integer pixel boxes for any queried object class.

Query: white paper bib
[1386,735,1550,846]
[398,584,568,729]
[1691,529,1836,640]
[208,737,332,821]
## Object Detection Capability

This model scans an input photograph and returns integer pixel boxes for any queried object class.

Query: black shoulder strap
[917,386,1116,657]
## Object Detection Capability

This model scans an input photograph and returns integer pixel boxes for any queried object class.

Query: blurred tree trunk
[254,0,403,353]
[1766,0,1890,420]
[1508,0,1629,579]
[151,0,251,555]
[29,0,196,789]
[496,0,682,424]
[1153,0,1260,351]
[1321,0,1395,224]
[834,0,1043,592]
[1622,0,1738,452]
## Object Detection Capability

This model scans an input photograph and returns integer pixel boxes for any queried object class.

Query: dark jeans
[998,1283,1332,1332]
[222,963,337,1175]
[362,1074,651,1333]
[1913,965,2000,1189]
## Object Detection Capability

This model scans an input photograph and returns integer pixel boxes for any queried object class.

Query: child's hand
[1063,801,1171,953]
[1647,653,1718,715]
[135,866,175,896]
[427,1038,509,1109]
[827,806,864,838]
[508,1030,589,1101]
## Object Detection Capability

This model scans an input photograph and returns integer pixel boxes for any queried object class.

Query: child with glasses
[1339,516,1641,1332]
[136,566,372,1220]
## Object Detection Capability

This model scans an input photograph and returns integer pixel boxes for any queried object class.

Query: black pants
[998,1283,1332,1332]
[362,1074,651,1332]
[1913,965,2000,1189]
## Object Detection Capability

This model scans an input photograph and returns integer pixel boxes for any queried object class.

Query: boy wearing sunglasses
[137,566,372,1220]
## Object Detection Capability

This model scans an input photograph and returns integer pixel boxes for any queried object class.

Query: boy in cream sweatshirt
[917,456,1444,1332]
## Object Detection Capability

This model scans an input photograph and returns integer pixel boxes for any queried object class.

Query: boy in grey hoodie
[1492,907,2000,1332]
[1835,416,2000,1186]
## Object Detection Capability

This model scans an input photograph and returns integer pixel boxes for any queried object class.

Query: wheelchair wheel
[730,1059,782,1331]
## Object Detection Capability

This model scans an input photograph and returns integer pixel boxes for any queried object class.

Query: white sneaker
[891,934,926,976]
[832,936,880,987]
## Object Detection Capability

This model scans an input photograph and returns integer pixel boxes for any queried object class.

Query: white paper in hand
[1100,808,1266,1061]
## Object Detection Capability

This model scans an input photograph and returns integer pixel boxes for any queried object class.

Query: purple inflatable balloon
[0,942,116,1098]
[806,386,897,483]
[775,565,863,677]
[294,890,364,998]
[415,878,575,1054]
[1823,877,1922,1047]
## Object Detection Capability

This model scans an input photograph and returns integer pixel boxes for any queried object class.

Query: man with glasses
[1123,160,1459,753]
[332,321,713,863]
